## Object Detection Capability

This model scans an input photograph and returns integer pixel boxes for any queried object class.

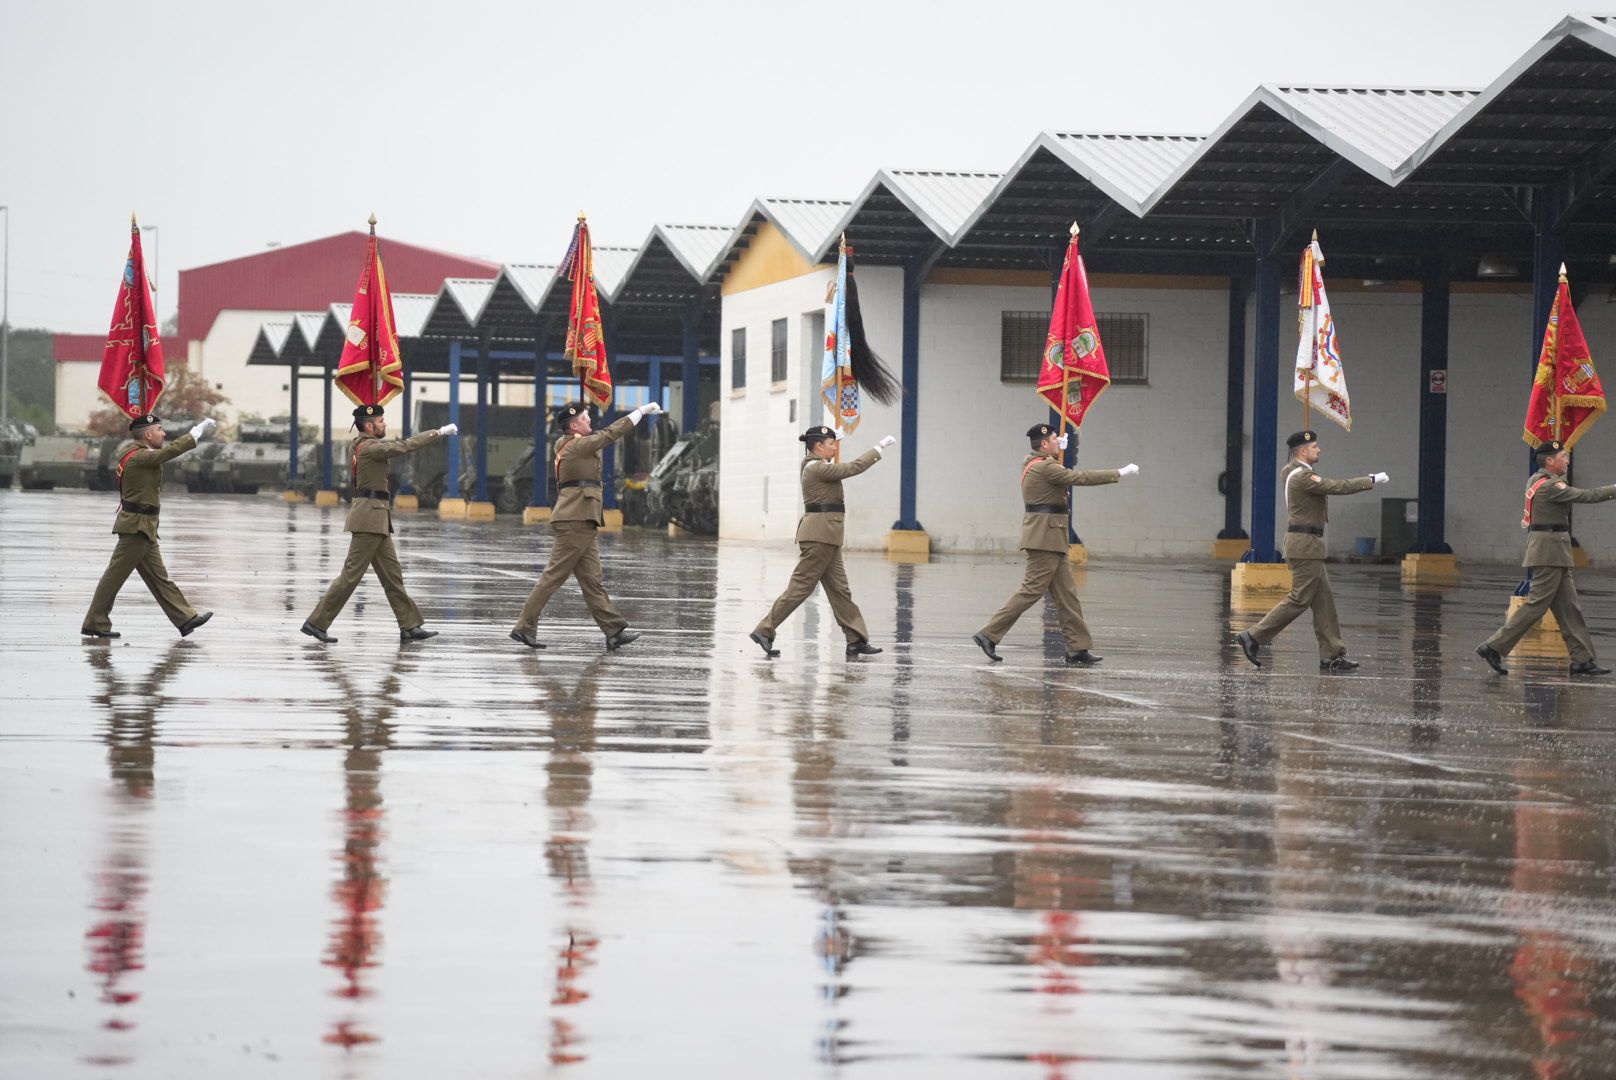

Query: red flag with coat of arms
[1035,224,1110,428]
[561,216,612,408]
[334,217,404,407]
[98,215,166,418]
[1523,265,1605,449]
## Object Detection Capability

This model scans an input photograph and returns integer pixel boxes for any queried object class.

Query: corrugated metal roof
[391,293,436,338]
[759,198,853,260]
[1047,133,1203,207]
[883,170,1003,238]
[292,312,326,350]
[501,263,557,310]
[590,245,640,297]
[657,224,731,281]
[443,277,495,323]
[1266,86,1478,177]
[247,320,292,365]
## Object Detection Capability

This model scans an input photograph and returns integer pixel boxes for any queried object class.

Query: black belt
[1529,524,1570,532]
[558,479,600,490]
[1024,503,1068,515]
[803,502,845,513]
[1287,525,1324,536]
[119,501,159,516]
[355,488,391,501]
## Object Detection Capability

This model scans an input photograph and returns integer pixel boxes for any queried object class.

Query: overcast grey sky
[0,0,1581,331]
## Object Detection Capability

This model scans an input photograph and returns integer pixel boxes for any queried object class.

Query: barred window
[731,327,747,391]
[771,318,788,383]
[1000,311,1148,386]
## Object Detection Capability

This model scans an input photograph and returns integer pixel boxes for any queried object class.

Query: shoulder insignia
[1555,481,1568,488]
[1309,474,1323,484]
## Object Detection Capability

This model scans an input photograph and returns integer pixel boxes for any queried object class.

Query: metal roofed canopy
[710,197,852,281]
[607,226,727,355]
[420,277,496,340]
[816,170,1001,265]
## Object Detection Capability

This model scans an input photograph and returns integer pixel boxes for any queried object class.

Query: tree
[85,358,230,435]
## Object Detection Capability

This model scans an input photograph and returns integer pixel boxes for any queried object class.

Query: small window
[731,327,747,391]
[1000,311,1149,386]
[771,318,789,383]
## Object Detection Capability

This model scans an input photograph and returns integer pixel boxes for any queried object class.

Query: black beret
[1286,429,1318,449]
[1536,439,1567,456]
[129,413,160,431]
[1027,423,1055,440]
[799,425,837,443]
[554,402,590,425]
[353,404,384,420]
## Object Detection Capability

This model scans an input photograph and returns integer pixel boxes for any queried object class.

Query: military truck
[641,420,719,535]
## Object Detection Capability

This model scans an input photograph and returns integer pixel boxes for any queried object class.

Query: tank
[17,435,100,490]
[497,415,680,518]
[641,420,720,535]
[0,422,38,488]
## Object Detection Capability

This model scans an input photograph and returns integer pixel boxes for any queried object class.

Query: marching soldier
[1477,439,1615,676]
[300,405,455,644]
[509,400,662,651]
[972,422,1136,664]
[1235,429,1388,671]
[82,413,218,639]
[749,425,895,659]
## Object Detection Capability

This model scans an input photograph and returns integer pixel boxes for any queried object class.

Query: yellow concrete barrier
[1211,538,1250,561]
[523,506,552,525]
[1067,543,1088,565]
[438,498,468,520]
[282,490,308,504]
[1573,546,1592,568]
[602,509,624,531]
[1400,552,1459,584]
[888,529,930,557]
[314,490,340,508]
[466,501,496,521]
[393,493,419,512]
[1230,562,1291,591]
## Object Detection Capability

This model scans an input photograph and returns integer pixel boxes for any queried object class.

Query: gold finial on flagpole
[131,211,138,230]
[368,213,377,233]
[1559,263,1569,282]
[578,211,587,222]
[1311,228,1319,242]
[1070,221,1080,238]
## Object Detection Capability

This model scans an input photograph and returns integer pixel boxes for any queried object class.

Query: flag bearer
[82,413,217,639]
[1235,430,1387,671]
[1477,439,1616,676]
[750,425,895,659]
[301,405,454,644]
[971,423,1136,664]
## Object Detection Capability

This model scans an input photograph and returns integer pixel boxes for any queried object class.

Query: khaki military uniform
[978,453,1119,651]
[306,430,441,632]
[84,434,201,633]
[513,416,637,638]
[1482,469,1616,664]
[1246,460,1373,660]
[755,449,883,644]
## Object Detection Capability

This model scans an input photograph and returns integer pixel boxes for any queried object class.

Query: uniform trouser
[307,532,423,632]
[754,541,870,644]
[1247,558,1345,661]
[1483,565,1596,664]
[84,533,198,633]
[513,521,628,637]
[978,549,1092,651]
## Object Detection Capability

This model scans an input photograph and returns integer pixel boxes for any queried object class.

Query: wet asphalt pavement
[4,490,1616,1078]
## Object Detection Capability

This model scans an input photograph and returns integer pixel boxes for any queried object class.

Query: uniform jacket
[796,449,880,546]
[1519,468,1616,567]
[1280,460,1373,560]
[1018,453,1118,554]
[113,433,196,539]
[346,430,440,535]
[553,417,635,525]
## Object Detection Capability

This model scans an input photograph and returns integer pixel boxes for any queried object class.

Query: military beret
[1536,439,1567,456]
[129,412,160,431]
[554,402,590,426]
[352,404,384,421]
[799,425,838,443]
[1027,423,1055,440]
[1286,429,1318,449]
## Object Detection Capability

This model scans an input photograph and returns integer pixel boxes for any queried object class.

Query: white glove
[1372,472,1390,485]
[189,418,217,441]
[438,423,458,437]
[877,435,896,450]
[1056,433,1069,452]
[643,401,664,416]
[1118,463,1139,477]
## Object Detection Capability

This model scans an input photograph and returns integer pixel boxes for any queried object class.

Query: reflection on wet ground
[4,490,1616,1078]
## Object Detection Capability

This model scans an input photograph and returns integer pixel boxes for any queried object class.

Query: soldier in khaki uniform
[301,404,455,644]
[1477,439,1616,676]
[509,400,662,651]
[749,425,895,658]
[82,412,218,639]
[1236,429,1388,671]
[972,423,1136,664]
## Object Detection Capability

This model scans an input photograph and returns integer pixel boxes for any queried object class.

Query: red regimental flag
[1035,229,1110,428]
[335,226,405,407]
[1523,273,1606,449]
[562,218,612,408]
[98,219,166,418]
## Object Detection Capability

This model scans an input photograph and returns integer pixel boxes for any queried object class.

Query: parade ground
[4,490,1616,1078]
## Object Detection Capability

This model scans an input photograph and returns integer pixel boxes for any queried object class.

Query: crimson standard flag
[98,215,165,418]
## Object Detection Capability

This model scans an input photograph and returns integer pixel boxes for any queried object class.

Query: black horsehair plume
[843,247,901,405]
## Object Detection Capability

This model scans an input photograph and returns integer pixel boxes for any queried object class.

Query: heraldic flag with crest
[562,216,612,408]
[1035,226,1110,428]
[335,218,405,408]
[820,237,899,434]
[1524,265,1606,449]
[1295,235,1351,430]
[98,216,166,418]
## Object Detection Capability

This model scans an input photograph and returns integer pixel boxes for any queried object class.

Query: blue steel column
[1247,227,1281,562]
[1218,278,1248,540]
[474,331,490,503]
[680,304,701,434]
[602,408,618,510]
[321,356,334,491]
[446,339,462,499]
[1415,263,1451,553]
[398,367,415,494]
[288,362,300,486]
[894,263,923,531]
[531,324,550,507]
[649,357,663,428]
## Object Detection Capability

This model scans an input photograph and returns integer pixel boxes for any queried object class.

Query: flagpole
[834,233,848,462]
[369,214,381,404]
[132,211,149,413]
[1059,223,1078,437]
[1554,263,1568,440]
[577,212,587,407]
[1301,231,1316,431]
